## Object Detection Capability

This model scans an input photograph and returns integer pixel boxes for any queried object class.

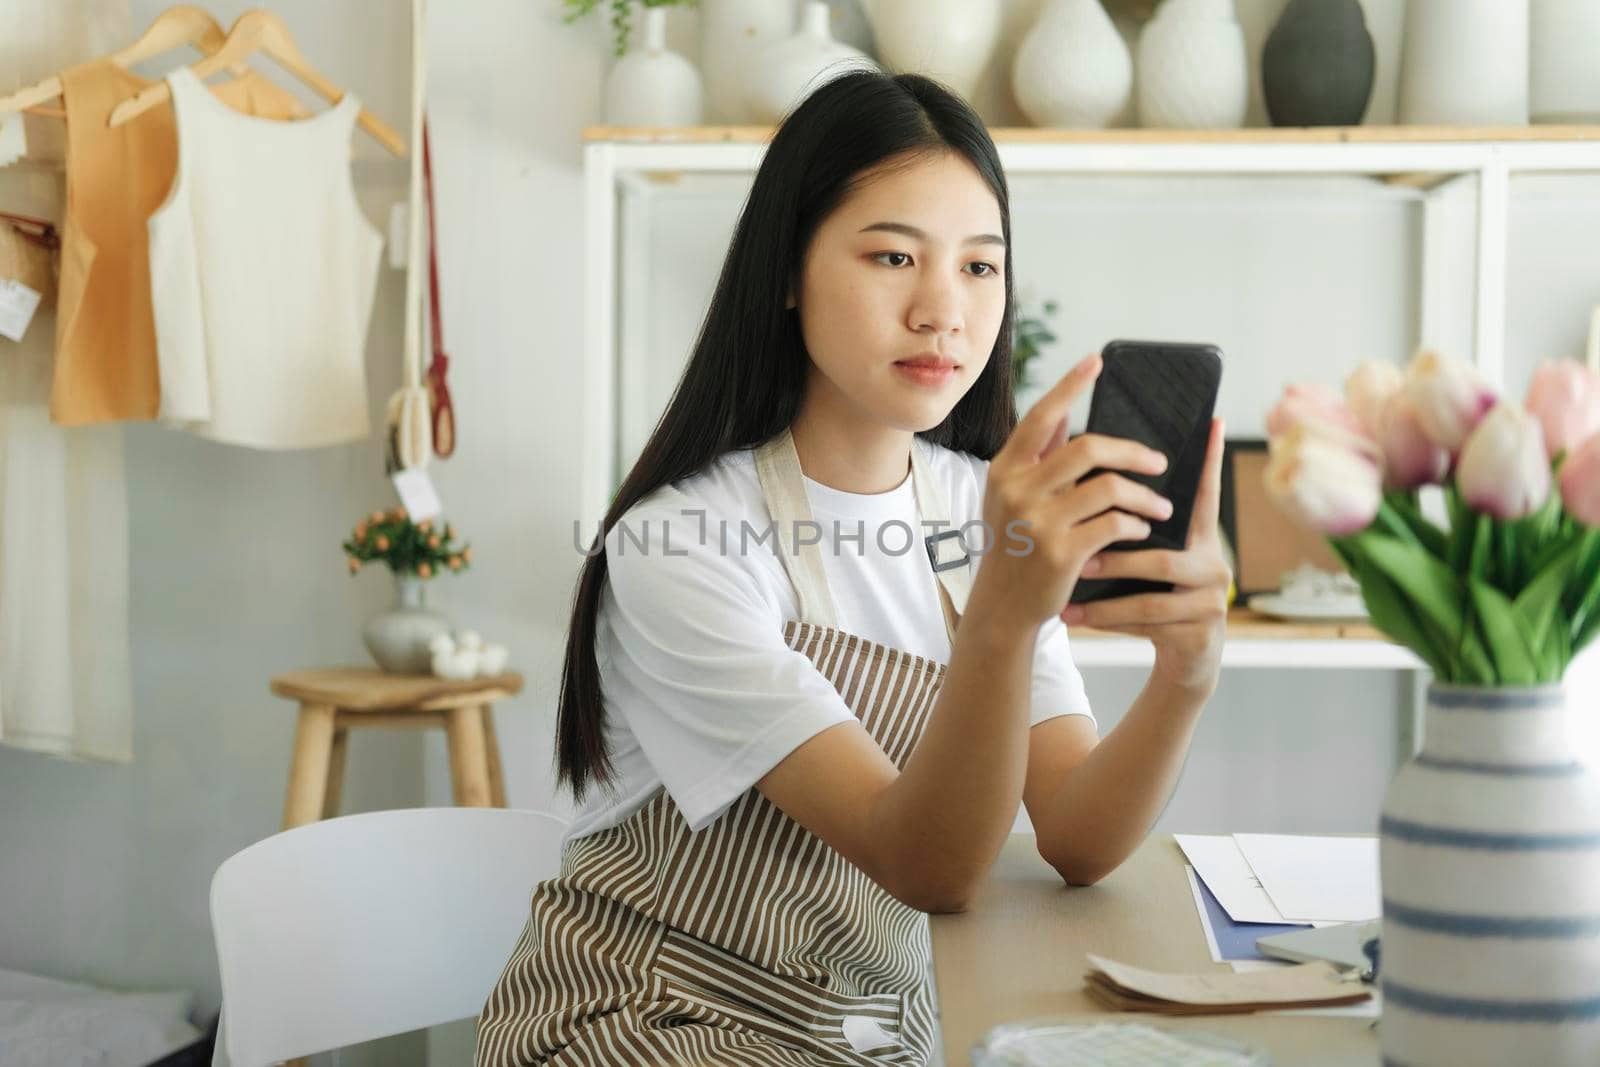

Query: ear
[785,287,796,310]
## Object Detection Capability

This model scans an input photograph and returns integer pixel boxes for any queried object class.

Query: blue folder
[1189,866,1309,961]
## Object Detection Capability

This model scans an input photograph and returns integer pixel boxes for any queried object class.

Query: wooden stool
[272,668,524,830]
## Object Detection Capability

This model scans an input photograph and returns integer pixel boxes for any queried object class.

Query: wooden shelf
[585,123,1600,146]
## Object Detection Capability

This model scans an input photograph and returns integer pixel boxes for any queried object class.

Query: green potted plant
[1011,296,1060,396]
[343,507,473,673]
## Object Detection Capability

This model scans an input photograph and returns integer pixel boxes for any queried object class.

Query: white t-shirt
[565,441,1095,847]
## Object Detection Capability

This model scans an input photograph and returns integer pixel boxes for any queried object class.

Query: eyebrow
[858,221,1006,248]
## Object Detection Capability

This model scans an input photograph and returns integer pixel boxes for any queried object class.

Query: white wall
[4,3,1600,1066]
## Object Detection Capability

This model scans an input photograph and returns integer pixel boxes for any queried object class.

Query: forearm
[872,590,1035,911]
[1035,666,1211,886]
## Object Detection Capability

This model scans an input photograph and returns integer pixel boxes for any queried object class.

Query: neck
[788,396,914,495]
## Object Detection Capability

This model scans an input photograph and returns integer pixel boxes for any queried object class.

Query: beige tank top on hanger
[50,59,306,427]
[148,66,382,449]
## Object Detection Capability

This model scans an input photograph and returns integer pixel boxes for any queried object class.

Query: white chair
[209,807,568,1066]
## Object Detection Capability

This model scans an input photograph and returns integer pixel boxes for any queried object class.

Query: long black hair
[556,69,1019,803]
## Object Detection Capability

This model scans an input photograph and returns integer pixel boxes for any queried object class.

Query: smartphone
[1068,339,1224,605]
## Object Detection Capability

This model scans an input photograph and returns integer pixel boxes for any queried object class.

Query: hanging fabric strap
[422,119,456,458]
[386,0,432,474]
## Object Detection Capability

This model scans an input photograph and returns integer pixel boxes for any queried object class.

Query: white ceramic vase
[1398,0,1529,126]
[1135,0,1249,129]
[863,0,1002,100]
[826,0,877,56]
[1012,0,1132,129]
[1531,0,1600,123]
[604,7,704,126]
[747,1,877,124]
[1378,683,1600,1065]
[363,574,452,674]
[697,0,795,124]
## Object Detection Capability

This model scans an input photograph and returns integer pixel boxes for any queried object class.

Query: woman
[477,70,1230,1066]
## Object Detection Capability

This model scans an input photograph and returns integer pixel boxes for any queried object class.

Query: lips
[895,355,958,370]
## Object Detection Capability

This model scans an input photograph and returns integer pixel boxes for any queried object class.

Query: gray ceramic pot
[1262,0,1375,126]
[362,573,452,674]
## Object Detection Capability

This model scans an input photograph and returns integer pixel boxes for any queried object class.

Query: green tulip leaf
[1469,578,1539,685]
[1514,541,1577,676]
[1345,545,1446,676]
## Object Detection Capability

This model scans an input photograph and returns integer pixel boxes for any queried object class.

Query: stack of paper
[1083,954,1373,1015]
[1175,834,1380,964]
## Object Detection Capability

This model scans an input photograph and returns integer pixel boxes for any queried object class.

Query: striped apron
[476,429,974,1066]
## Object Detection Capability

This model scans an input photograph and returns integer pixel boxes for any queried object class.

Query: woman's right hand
[969,353,1175,629]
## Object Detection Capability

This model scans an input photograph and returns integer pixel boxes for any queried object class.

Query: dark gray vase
[1262,0,1376,126]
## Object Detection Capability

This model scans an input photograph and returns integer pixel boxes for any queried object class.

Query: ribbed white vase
[698,0,796,123]
[1398,0,1529,125]
[865,0,1002,100]
[747,1,877,124]
[1135,0,1249,129]
[1012,0,1131,129]
[604,7,704,126]
[1379,684,1600,1065]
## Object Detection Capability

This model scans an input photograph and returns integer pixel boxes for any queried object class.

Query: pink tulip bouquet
[1264,351,1600,685]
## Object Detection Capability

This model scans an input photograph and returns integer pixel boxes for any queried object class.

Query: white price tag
[391,466,443,521]
[0,279,42,342]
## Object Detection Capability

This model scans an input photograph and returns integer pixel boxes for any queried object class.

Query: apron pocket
[650,925,907,1058]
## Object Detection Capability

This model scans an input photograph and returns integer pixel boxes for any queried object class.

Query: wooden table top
[930,834,1378,1066]
[270,667,524,711]
[1072,606,1384,643]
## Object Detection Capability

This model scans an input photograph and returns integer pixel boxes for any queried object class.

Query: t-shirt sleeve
[1028,613,1096,728]
[967,454,1095,729]
[601,504,857,832]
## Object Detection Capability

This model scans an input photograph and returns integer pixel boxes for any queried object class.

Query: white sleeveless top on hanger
[148,66,382,449]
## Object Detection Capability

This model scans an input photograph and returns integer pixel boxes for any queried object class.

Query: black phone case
[1068,339,1223,605]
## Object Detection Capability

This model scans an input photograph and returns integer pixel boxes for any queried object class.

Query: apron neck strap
[753,428,971,641]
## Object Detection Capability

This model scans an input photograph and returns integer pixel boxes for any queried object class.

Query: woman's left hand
[1060,418,1231,698]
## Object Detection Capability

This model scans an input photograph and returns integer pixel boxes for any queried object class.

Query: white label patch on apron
[842,1014,899,1053]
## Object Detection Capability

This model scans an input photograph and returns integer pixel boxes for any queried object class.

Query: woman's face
[790,150,1007,434]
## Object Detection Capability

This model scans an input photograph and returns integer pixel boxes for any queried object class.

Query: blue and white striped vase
[1378,684,1600,1065]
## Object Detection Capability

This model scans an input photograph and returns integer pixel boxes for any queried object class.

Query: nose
[907,267,962,337]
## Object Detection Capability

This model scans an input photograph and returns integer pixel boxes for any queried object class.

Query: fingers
[1187,417,1226,547]
[1066,587,1228,630]
[1082,546,1231,589]
[1026,432,1168,496]
[1036,504,1153,567]
[1004,353,1101,463]
[1046,472,1173,529]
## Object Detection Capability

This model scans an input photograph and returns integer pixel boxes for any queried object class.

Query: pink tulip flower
[1267,383,1365,438]
[1264,418,1384,535]
[1344,361,1405,439]
[1457,403,1552,519]
[1377,393,1451,490]
[1560,432,1600,526]
[1404,350,1497,453]
[1525,359,1600,460]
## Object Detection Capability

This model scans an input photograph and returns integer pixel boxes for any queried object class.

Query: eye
[872,251,912,267]
[967,262,1000,277]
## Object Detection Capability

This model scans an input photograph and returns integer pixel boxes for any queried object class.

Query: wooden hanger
[107,9,408,157]
[0,5,230,116]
